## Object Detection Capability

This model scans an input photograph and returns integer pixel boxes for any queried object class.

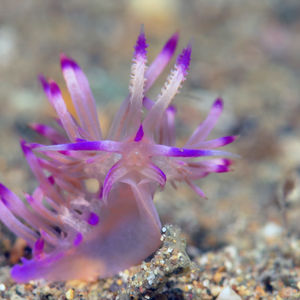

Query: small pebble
[65,288,75,300]
[224,246,238,258]
[216,286,242,300]
[203,279,210,288]
[261,222,283,239]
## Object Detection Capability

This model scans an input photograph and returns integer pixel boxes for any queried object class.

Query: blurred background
[0,0,300,263]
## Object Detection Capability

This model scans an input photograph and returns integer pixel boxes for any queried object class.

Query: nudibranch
[0,29,236,282]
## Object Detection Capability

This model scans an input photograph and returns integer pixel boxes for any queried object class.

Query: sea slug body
[0,29,236,282]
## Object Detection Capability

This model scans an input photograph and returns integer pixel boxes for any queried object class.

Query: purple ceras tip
[134,125,144,142]
[134,30,148,58]
[213,97,223,109]
[38,75,50,92]
[20,140,31,155]
[162,32,179,56]
[73,232,83,247]
[216,165,229,173]
[222,159,231,167]
[176,44,192,75]
[219,136,236,146]
[0,183,9,205]
[60,53,78,70]
[30,123,46,135]
[0,183,8,195]
[87,212,99,226]
[167,105,177,114]
[49,80,61,96]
